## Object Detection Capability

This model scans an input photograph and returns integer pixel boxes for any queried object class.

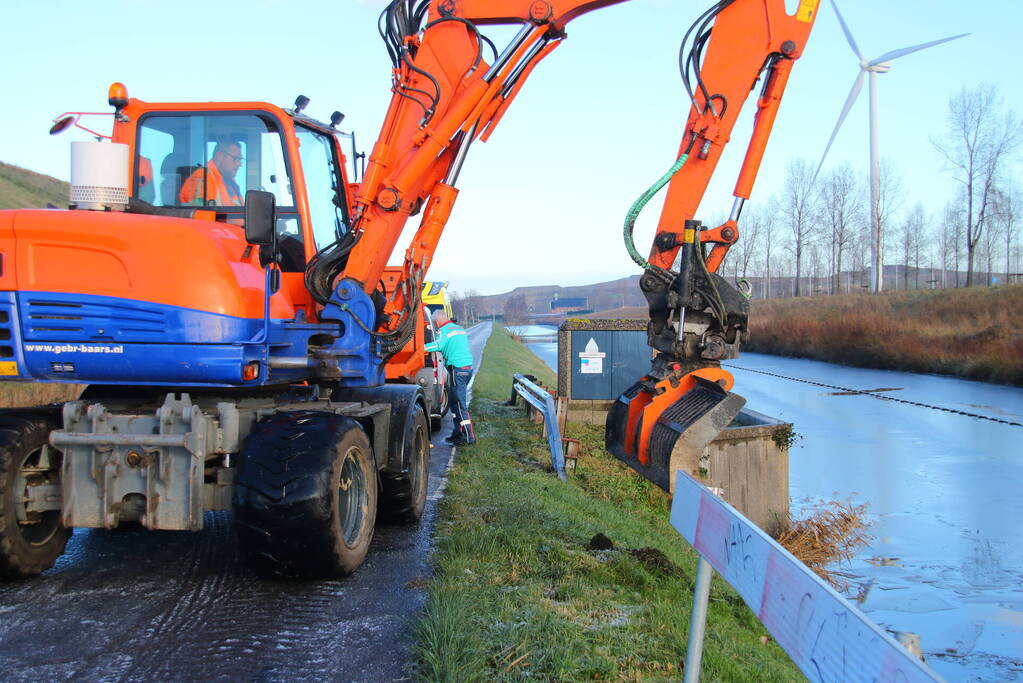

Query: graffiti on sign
[670,471,940,683]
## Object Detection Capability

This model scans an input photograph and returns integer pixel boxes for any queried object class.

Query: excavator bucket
[605,369,746,493]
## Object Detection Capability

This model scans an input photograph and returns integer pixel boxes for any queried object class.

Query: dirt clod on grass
[587,533,614,551]
[627,547,686,578]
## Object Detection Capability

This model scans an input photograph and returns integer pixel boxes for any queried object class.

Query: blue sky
[2,0,1021,294]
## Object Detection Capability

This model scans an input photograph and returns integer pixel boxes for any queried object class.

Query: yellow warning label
[796,0,820,22]
[0,362,18,376]
[683,229,696,243]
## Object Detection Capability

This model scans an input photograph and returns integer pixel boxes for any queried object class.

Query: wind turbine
[815,0,967,293]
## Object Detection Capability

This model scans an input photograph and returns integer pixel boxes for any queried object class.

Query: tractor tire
[0,415,70,579]
[379,405,429,524]
[233,411,377,579]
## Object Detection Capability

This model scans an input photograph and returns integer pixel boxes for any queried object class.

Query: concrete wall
[672,408,791,536]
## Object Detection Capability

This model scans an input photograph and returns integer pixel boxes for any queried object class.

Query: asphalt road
[0,323,494,682]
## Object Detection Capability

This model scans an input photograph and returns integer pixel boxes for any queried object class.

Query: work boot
[459,419,476,445]
[444,433,462,445]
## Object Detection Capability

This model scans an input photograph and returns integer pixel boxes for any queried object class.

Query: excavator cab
[132,108,352,274]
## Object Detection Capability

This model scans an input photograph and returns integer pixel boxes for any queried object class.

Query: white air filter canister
[69,141,130,210]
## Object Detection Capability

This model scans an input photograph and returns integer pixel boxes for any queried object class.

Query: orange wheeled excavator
[0,0,819,578]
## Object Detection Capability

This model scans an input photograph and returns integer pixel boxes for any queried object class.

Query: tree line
[727,84,1021,297]
[450,84,1021,321]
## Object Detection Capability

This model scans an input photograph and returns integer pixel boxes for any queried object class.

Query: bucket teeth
[605,375,745,492]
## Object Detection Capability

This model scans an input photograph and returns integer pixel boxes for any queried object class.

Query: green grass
[0,161,68,210]
[415,326,802,681]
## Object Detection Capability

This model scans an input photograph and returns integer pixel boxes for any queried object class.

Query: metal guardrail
[510,373,566,480]
[670,470,942,683]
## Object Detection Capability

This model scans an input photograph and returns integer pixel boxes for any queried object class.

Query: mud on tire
[233,411,377,579]
[0,414,71,579]
[379,405,430,524]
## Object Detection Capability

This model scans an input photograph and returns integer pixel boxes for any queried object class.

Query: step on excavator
[0,0,819,579]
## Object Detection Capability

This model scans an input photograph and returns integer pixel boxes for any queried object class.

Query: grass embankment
[0,161,67,210]
[415,326,801,681]
[746,285,1023,385]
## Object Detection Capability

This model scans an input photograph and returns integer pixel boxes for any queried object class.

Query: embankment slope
[416,325,801,681]
[746,286,1023,385]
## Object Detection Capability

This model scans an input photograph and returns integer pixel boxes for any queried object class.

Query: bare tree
[453,289,482,325]
[758,196,781,298]
[782,159,818,296]
[934,84,1023,286]
[940,199,968,287]
[808,242,826,295]
[846,227,868,292]
[978,214,997,284]
[818,163,861,294]
[898,203,926,290]
[935,215,950,288]
[874,159,904,291]
[502,294,528,323]
[733,204,764,282]
[911,208,926,290]
[991,185,1020,280]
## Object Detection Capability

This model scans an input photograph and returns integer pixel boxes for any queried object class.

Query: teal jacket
[425,322,474,368]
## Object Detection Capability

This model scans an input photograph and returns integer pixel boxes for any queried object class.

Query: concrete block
[669,408,791,535]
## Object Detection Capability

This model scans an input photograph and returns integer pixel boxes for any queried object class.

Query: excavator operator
[179,141,243,206]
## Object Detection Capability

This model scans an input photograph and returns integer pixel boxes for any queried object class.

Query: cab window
[135,112,307,272]
[294,125,350,249]
[136,113,293,209]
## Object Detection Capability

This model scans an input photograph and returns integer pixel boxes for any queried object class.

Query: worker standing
[426,310,475,446]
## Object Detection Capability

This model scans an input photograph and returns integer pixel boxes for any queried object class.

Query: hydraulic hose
[623,153,689,270]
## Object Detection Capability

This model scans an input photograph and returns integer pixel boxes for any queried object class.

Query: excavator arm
[309,0,820,489]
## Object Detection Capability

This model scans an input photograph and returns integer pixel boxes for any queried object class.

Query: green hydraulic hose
[623,153,689,270]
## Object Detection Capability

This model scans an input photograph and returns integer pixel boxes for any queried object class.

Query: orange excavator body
[31,0,821,487]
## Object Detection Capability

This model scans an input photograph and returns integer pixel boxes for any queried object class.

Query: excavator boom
[310,0,821,489]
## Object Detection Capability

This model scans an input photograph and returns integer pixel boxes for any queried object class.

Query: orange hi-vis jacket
[179,162,242,206]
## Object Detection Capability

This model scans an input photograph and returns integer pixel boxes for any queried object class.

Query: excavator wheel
[0,414,71,579]
[233,411,377,579]
[379,404,430,524]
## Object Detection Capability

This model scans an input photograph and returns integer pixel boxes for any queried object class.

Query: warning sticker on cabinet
[579,337,606,374]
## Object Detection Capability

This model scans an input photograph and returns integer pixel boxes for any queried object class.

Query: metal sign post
[683,557,713,683]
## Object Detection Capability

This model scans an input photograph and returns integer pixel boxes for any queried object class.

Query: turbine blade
[868,34,969,66]
[813,71,865,183]
[829,0,864,61]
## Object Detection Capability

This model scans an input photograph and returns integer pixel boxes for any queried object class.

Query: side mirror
[244,190,277,247]
[49,116,76,136]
